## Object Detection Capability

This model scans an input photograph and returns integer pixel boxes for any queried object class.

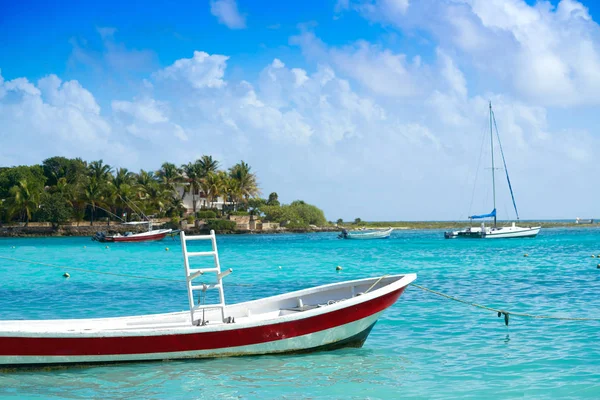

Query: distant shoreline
[0,221,596,238]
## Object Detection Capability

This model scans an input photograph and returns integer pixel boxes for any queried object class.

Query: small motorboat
[338,227,393,240]
[0,231,416,367]
[92,222,172,243]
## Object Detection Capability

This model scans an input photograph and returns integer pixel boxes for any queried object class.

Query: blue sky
[2,0,600,221]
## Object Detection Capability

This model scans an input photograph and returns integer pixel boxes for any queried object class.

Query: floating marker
[278,266,282,269]
[524,254,529,257]
[83,246,86,249]
[105,245,109,249]
[336,265,343,271]
[12,246,15,249]
[63,273,70,278]
[597,264,600,269]
[165,247,169,251]
[593,255,596,258]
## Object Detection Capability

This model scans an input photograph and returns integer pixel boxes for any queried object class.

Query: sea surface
[1,228,599,399]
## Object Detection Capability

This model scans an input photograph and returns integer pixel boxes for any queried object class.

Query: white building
[176,186,229,214]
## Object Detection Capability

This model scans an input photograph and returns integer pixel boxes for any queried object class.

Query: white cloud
[0,72,124,166]
[154,51,228,89]
[112,98,168,124]
[210,0,246,29]
[343,0,600,107]
[38,74,100,114]
[330,40,424,97]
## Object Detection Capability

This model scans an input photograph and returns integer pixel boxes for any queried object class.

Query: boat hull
[342,228,393,240]
[445,226,540,239]
[0,275,413,367]
[96,229,172,243]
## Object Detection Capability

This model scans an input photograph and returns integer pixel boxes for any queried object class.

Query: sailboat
[444,102,541,239]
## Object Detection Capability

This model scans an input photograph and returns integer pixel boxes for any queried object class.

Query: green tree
[336,218,344,225]
[200,171,229,209]
[197,155,220,177]
[0,165,46,199]
[354,218,362,224]
[248,198,266,219]
[39,192,72,228]
[42,156,87,187]
[157,162,183,192]
[289,200,327,226]
[82,178,106,226]
[88,160,113,182]
[229,161,260,208]
[267,192,280,206]
[182,162,202,213]
[7,179,42,226]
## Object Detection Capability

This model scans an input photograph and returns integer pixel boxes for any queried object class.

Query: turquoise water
[1,228,600,399]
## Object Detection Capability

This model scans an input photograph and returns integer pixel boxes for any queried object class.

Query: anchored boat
[339,227,393,240]
[445,102,540,239]
[92,222,172,243]
[0,231,415,367]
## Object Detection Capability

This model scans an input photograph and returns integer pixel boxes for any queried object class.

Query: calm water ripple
[1,228,600,398]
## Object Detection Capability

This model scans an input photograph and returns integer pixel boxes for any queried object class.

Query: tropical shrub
[229,210,249,216]
[38,193,72,228]
[206,219,236,232]
[197,210,217,219]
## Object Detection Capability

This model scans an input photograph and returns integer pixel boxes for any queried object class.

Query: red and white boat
[92,222,173,243]
[0,231,416,367]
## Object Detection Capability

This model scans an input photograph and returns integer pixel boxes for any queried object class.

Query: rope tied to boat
[410,283,600,325]
[364,274,389,294]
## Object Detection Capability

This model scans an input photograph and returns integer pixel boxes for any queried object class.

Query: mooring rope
[0,255,251,286]
[364,274,389,294]
[411,283,600,325]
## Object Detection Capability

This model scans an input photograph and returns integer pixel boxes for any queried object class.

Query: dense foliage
[206,219,237,232]
[259,199,327,228]
[0,156,260,226]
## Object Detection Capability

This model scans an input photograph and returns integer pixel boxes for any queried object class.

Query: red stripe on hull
[105,233,168,242]
[0,287,406,357]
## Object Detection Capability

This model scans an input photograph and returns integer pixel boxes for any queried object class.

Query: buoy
[597,264,600,269]
[336,265,343,271]
[278,266,282,269]
[63,273,70,278]
[524,253,529,257]
[12,246,15,249]
[105,245,109,249]
[592,255,596,258]
[165,247,169,251]
[83,246,86,249]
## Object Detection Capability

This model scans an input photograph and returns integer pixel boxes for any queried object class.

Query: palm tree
[108,168,135,222]
[199,171,224,209]
[7,179,41,226]
[157,162,183,192]
[82,178,106,226]
[88,160,113,182]
[182,162,202,213]
[229,161,260,208]
[197,155,220,177]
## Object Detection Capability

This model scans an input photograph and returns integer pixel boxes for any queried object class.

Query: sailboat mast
[489,101,497,228]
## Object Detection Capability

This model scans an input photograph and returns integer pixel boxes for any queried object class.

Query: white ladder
[181,230,232,325]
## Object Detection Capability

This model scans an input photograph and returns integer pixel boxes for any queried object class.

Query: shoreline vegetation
[0,220,595,238]
[0,156,329,237]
